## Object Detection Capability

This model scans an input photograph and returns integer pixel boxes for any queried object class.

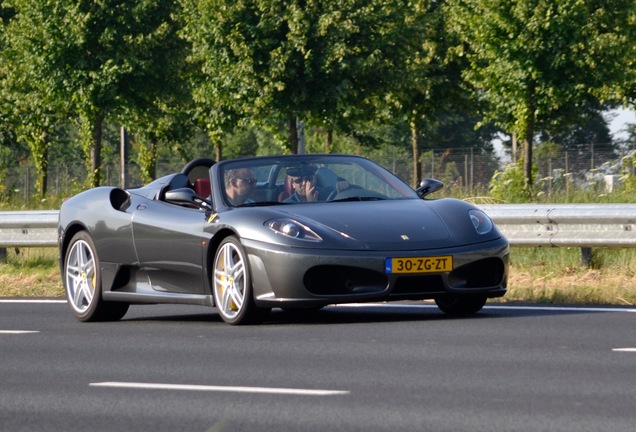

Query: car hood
[278,199,453,251]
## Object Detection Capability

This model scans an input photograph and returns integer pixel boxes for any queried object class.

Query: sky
[607,107,636,141]
[493,107,636,162]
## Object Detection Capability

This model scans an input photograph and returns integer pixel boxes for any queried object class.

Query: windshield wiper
[235,201,289,207]
[330,196,386,202]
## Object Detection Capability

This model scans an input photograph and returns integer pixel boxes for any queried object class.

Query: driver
[224,167,257,206]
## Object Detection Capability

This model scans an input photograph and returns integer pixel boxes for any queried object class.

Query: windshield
[217,155,418,207]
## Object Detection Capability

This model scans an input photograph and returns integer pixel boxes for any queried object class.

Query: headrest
[287,165,317,177]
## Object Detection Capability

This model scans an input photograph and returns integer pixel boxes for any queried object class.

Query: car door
[131,199,208,294]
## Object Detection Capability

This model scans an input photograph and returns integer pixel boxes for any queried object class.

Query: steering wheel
[180,158,216,182]
[326,187,339,201]
[326,185,363,201]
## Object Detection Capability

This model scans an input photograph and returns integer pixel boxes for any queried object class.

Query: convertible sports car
[58,154,508,325]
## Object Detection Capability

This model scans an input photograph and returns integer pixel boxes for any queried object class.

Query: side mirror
[416,178,444,198]
[165,188,212,210]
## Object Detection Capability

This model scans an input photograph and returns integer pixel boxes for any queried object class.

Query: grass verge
[0,248,63,297]
[0,247,634,305]
[505,247,636,305]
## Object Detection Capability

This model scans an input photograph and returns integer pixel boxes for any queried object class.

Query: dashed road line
[0,330,39,334]
[90,381,349,396]
[0,299,66,303]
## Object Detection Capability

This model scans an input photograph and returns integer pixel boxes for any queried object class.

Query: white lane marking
[486,305,636,313]
[90,381,349,396]
[0,299,66,303]
[336,303,636,313]
[0,330,40,334]
[1,299,634,313]
[613,348,636,352]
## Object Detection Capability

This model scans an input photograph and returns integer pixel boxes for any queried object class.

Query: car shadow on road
[123,304,455,325]
[120,302,624,325]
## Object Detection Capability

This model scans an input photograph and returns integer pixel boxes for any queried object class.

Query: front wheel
[435,294,487,316]
[212,237,269,325]
[63,231,129,322]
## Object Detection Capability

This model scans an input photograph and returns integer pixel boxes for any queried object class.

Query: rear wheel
[435,294,487,316]
[63,231,129,322]
[213,237,269,325]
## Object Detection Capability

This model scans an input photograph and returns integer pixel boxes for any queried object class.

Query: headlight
[265,219,322,241]
[469,210,493,235]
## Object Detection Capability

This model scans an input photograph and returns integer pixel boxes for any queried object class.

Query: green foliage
[1,0,191,187]
[136,141,156,185]
[489,160,537,203]
[446,0,636,186]
[2,0,636,198]
[223,128,260,159]
[621,151,636,192]
[180,0,443,153]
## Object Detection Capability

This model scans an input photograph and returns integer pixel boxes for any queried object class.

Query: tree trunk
[90,112,103,188]
[411,121,422,188]
[40,142,49,198]
[523,84,536,189]
[523,123,534,189]
[288,115,299,154]
[297,119,306,154]
[324,129,333,153]
[28,132,50,199]
[215,140,223,161]
[149,138,157,180]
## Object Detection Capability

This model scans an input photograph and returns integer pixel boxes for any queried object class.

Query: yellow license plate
[385,256,453,274]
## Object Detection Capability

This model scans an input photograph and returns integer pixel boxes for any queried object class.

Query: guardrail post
[581,247,593,268]
[0,247,6,264]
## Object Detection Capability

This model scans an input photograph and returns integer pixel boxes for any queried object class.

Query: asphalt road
[1,300,635,432]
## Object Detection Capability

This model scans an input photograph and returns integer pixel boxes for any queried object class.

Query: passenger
[224,167,257,206]
[284,166,319,203]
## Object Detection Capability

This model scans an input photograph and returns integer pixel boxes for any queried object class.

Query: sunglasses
[237,177,257,185]
[292,176,314,184]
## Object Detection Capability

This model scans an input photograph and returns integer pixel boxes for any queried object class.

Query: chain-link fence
[2,147,634,203]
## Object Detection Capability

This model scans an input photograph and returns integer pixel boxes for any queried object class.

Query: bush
[488,160,536,203]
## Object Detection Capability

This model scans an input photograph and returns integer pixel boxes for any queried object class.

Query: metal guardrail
[0,210,59,247]
[1,205,636,249]
[480,204,636,248]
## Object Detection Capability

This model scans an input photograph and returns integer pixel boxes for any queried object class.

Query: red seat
[278,176,293,201]
[194,178,211,198]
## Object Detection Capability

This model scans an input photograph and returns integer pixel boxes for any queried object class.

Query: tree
[446,0,636,189]
[180,0,430,155]
[2,0,191,188]
[1,2,67,197]
[539,102,615,165]
[119,1,196,182]
[381,1,477,186]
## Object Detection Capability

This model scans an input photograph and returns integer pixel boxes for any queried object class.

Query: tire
[63,231,129,322]
[212,237,270,325]
[435,294,487,316]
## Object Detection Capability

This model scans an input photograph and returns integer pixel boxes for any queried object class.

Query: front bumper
[243,237,509,308]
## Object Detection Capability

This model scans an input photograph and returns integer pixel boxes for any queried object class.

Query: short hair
[224,168,239,188]
[224,167,253,188]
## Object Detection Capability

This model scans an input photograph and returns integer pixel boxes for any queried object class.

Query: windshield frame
[212,154,419,209]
